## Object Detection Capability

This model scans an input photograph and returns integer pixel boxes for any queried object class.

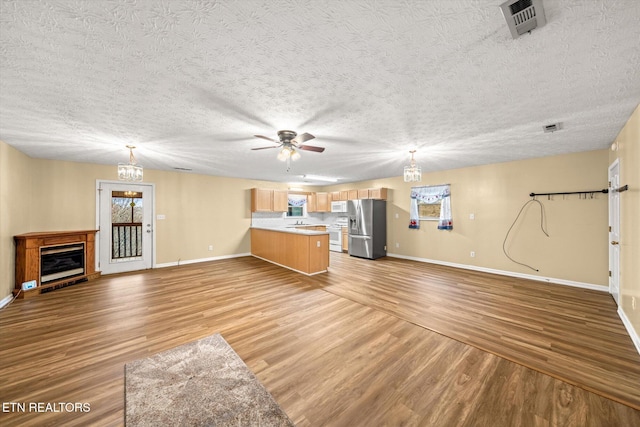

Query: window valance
[288,196,306,207]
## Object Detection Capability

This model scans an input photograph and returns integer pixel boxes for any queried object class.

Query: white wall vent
[500,0,547,39]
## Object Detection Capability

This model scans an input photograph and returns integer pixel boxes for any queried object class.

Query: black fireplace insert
[40,243,85,284]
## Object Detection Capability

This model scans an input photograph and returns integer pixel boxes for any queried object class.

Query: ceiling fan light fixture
[118,145,143,182]
[277,146,291,161]
[277,145,302,162]
[404,150,421,182]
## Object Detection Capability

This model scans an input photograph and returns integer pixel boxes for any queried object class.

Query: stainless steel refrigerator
[347,199,387,259]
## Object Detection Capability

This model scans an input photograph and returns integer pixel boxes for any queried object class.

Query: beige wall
[609,104,640,342]
[0,148,287,299]
[0,142,618,303]
[0,142,33,299]
[325,149,610,287]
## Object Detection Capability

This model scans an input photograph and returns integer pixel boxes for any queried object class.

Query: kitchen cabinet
[342,227,348,252]
[251,188,273,212]
[330,191,348,201]
[368,188,388,200]
[251,188,288,212]
[251,228,329,275]
[307,193,317,212]
[316,192,330,212]
[344,187,388,201]
[297,225,327,231]
[273,190,288,212]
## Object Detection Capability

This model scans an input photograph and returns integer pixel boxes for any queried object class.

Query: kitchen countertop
[250,226,329,236]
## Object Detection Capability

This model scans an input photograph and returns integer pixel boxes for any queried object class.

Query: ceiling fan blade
[254,134,277,142]
[251,145,280,150]
[298,145,325,153]
[292,132,315,144]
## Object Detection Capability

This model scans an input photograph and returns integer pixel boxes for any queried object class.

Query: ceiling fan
[251,130,325,162]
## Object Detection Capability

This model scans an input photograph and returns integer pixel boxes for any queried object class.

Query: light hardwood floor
[0,253,638,426]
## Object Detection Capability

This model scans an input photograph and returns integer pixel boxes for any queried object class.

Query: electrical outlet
[633,297,637,310]
[470,251,475,258]
[208,245,213,251]
[395,243,400,248]
[395,213,399,219]
[317,241,321,247]
[469,213,475,220]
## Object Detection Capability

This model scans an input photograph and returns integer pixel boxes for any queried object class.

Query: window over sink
[286,194,307,217]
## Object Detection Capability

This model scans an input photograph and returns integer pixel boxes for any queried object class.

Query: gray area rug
[125,333,294,426]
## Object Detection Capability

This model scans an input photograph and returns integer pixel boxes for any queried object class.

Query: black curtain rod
[529,189,609,197]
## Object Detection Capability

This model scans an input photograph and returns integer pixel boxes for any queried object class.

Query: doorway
[96,180,155,275]
[608,159,620,305]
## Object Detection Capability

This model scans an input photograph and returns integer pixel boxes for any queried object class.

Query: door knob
[611,241,619,245]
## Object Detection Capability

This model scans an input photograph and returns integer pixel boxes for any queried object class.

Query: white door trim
[95,180,156,274]
[607,159,620,305]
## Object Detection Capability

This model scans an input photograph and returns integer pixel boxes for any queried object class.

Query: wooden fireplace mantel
[14,230,100,298]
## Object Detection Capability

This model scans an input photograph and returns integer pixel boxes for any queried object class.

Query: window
[286,194,306,217]
[409,184,453,230]
[418,199,442,221]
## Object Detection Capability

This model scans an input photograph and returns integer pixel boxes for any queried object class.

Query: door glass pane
[111,191,143,260]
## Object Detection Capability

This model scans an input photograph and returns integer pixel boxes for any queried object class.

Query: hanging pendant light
[118,145,143,182]
[404,150,422,182]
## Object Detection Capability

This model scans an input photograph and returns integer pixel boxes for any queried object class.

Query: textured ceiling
[1,0,639,185]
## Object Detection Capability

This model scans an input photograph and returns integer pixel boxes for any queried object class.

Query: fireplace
[40,243,85,284]
[14,230,99,298]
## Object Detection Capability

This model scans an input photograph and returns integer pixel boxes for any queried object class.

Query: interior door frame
[608,159,620,305]
[95,179,156,273]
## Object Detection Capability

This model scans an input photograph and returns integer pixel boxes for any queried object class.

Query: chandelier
[404,150,422,182]
[118,145,143,182]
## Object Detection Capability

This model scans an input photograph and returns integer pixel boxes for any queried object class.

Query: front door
[608,160,620,305]
[97,181,154,274]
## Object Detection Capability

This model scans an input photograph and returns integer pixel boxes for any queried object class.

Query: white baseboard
[155,253,251,268]
[0,293,14,309]
[618,307,640,356]
[386,253,607,292]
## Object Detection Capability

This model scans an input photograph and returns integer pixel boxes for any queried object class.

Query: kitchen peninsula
[250,227,329,275]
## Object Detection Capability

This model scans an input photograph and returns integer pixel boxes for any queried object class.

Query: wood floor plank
[317,253,640,410]
[0,254,638,426]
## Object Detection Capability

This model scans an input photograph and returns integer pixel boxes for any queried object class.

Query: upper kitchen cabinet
[316,192,330,212]
[251,188,272,212]
[330,191,348,201]
[357,189,369,199]
[251,188,288,212]
[350,188,388,200]
[307,193,317,212]
[273,190,289,212]
[348,190,358,200]
[368,188,388,200]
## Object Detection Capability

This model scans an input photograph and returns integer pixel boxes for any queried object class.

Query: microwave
[331,201,348,213]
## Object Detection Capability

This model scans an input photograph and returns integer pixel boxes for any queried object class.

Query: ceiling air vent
[543,122,562,133]
[500,0,547,39]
